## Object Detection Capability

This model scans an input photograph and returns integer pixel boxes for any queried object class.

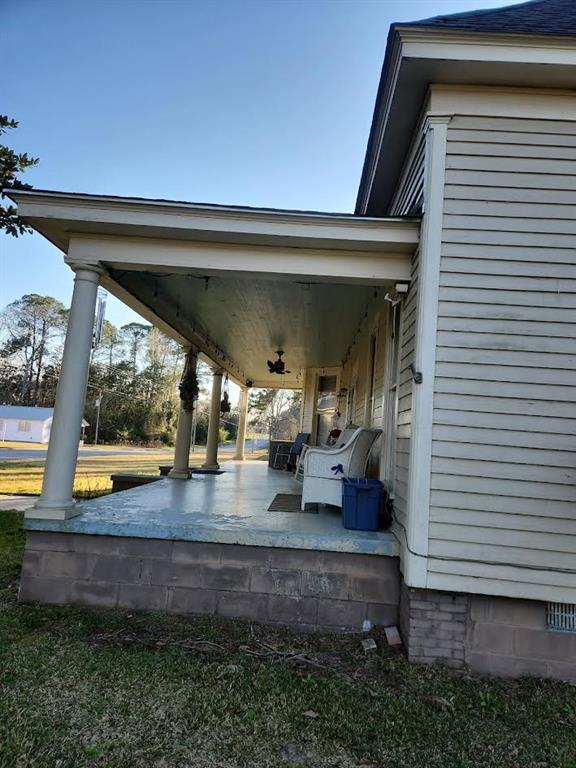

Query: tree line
[0,293,302,446]
[0,293,217,445]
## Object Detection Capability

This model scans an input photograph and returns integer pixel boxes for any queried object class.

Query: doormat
[267,493,311,513]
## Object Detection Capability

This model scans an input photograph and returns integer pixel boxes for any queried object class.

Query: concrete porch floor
[25,461,398,557]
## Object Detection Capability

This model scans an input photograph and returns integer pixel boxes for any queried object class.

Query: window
[382,303,402,492]
[18,420,31,433]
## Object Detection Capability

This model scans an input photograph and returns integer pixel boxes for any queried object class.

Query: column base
[25,500,81,521]
[201,462,220,470]
[167,469,192,479]
[232,454,245,461]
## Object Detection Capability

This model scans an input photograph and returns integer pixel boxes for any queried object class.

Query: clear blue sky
[2,0,520,327]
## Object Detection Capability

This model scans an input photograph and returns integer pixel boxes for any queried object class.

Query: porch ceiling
[108,266,380,388]
[8,189,420,387]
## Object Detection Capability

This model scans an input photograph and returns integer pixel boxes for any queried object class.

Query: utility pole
[94,392,102,446]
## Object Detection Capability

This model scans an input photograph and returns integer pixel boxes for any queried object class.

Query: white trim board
[8,189,420,254]
[404,116,450,588]
[67,235,413,285]
[429,85,576,122]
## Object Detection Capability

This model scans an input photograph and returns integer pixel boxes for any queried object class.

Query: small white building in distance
[0,405,88,444]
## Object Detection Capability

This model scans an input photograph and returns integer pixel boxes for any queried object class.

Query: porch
[7,188,419,523]
[10,188,415,630]
[25,460,398,556]
[21,461,401,632]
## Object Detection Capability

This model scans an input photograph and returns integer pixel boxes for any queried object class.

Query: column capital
[69,262,106,280]
[422,114,452,134]
[211,368,225,377]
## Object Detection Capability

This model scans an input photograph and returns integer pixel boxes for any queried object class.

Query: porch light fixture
[267,350,291,375]
[409,363,423,385]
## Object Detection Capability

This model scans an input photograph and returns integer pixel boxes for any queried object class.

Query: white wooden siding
[390,131,425,217]
[394,251,419,531]
[0,418,48,443]
[385,124,424,541]
[337,298,393,473]
[429,114,576,601]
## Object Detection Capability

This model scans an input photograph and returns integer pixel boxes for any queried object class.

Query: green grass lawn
[0,448,266,497]
[0,511,574,768]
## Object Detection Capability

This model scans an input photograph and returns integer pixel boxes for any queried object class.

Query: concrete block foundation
[400,584,576,683]
[19,530,576,682]
[19,531,400,632]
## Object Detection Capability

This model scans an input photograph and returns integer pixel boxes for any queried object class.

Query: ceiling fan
[267,350,291,375]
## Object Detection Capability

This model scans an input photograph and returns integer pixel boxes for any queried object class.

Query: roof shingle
[405,0,576,36]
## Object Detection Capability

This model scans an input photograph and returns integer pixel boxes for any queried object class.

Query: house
[0,405,89,444]
[0,405,54,443]
[7,0,576,681]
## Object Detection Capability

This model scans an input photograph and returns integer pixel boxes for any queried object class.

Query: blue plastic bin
[341,477,383,531]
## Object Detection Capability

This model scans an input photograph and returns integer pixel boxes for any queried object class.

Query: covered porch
[10,188,417,630]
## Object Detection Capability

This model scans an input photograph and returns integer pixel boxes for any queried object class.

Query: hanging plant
[220,390,231,415]
[179,361,199,413]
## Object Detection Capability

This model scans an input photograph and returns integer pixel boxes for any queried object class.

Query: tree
[0,294,67,405]
[120,322,150,377]
[93,319,121,369]
[0,115,38,236]
[248,388,302,440]
[139,328,181,442]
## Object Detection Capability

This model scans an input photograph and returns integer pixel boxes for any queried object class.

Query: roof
[405,0,576,37]
[0,405,89,427]
[355,0,576,214]
[7,187,360,220]
[7,187,419,255]
[0,405,54,421]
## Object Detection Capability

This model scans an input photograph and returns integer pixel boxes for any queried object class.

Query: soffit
[358,32,576,215]
[108,267,383,388]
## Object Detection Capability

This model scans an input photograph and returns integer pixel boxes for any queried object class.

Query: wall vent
[546,602,576,633]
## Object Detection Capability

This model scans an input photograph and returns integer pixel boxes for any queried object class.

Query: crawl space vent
[546,602,576,633]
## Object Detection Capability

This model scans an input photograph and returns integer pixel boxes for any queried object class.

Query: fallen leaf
[426,695,454,710]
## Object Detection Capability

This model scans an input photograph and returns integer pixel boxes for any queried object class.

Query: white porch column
[29,265,102,520]
[203,369,223,469]
[169,348,197,479]
[233,386,249,460]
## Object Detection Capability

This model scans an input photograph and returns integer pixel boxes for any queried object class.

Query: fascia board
[398,28,576,64]
[8,190,419,252]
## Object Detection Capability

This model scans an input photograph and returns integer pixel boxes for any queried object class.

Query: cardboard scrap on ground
[384,625,402,646]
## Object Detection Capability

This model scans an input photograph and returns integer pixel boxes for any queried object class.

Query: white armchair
[295,425,358,482]
[300,427,382,510]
